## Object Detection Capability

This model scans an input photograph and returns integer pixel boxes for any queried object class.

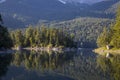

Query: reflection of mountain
[0,54,12,78]
[97,54,120,80]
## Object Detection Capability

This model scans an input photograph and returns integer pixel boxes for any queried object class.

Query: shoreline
[1,47,93,54]
[12,47,78,52]
[0,47,76,54]
[93,47,120,55]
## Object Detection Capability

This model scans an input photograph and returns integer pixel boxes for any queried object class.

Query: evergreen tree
[34,27,41,46]
[0,14,3,24]
[97,27,110,47]
[97,6,120,48]
[0,14,13,49]
[14,30,24,47]
[110,6,120,48]
[24,26,34,47]
[11,25,76,48]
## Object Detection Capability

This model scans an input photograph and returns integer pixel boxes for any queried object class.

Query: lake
[0,49,120,80]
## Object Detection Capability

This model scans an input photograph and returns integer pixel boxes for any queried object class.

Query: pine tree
[97,6,120,48]
[14,30,24,47]
[97,27,110,47]
[110,6,120,48]
[24,26,34,47]
[0,14,13,49]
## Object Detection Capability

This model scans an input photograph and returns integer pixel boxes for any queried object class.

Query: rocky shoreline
[0,47,76,54]
[13,47,77,52]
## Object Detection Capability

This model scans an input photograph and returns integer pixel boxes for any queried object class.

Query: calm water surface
[0,49,120,80]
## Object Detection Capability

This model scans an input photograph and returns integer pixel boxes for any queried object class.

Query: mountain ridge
[0,0,120,28]
[58,0,105,4]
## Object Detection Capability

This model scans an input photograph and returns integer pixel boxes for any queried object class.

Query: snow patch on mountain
[58,0,67,4]
[58,0,104,4]
[0,0,6,3]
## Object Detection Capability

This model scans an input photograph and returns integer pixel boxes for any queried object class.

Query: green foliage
[49,17,113,48]
[24,26,34,46]
[97,27,111,47]
[110,6,120,48]
[97,6,120,48]
[97,54,120,80]
[11,30,24,47]
[12,51,75,70]
[0,15,13,49]
[11,26,76,48]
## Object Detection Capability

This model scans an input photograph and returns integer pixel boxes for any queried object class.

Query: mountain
[48,17,113,48]
[0,0,120,28]
[0,0,6,4]
[0,0,87,28]
[58,0,104,4]
[90,0,119,11]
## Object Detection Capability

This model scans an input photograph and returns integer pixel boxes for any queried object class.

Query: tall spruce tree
[0,14,13,49]
[97,6,120,48]
[110,6,120,48]
[97,27,110,47]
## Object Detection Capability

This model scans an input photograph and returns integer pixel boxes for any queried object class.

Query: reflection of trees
[0,54,12,78]
[12,50,110,80]
[12,51,75,71]
[97,54,120,80]
[59,52,108,80]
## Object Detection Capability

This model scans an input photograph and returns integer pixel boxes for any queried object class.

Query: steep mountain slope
[105,0,120,14]
[0,0,87,28]
[0,0,120,28]
[90,0,119,11]
[58,0,105,4]
[48,17,113,47]
[0,0,6,3]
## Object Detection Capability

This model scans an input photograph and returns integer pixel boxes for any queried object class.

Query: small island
[94,7,120,55]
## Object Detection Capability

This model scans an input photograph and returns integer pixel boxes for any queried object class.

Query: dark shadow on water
[0,54,12,79]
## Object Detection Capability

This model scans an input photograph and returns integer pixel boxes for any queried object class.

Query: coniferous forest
[1,6,120,49]
[10,26,76,48]
[0,13,76,49]
[0,15,12,49]
[97,6,120,49]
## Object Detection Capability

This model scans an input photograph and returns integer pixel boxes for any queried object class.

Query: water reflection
[10,50,108,80]
[12,50,75,71]
[97,53,120,80]
[0,50,120,80]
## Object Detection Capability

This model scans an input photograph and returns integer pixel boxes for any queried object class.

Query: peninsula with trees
[94,6,120,54]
